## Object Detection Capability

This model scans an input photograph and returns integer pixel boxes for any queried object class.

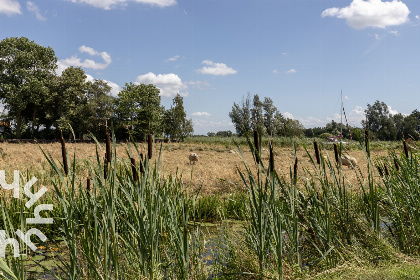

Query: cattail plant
[293,157,298,184]
[104,153,108,179]
[394,158,400,171]
[148,134,153,160]
[313,140,320,165]
[140,153,144,174]
[269,140,274,173]
[106,132,112,163]
[377,165,384,177]
[253,130,260,164]
[384,164,389,176]
[403,140,409,158]
[131,157,138,182]
[333,143,339,163]
[61,135,69,176]
[87,176,91,192]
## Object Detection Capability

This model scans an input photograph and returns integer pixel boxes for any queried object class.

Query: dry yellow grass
[0,141,389,195]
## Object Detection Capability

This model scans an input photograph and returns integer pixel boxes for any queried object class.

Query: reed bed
[0,132,418,279]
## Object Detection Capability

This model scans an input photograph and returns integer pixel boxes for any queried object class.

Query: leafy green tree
[216,130,233,137]
[229,94,252,136]
[51,66,88,135]
[263,97,280,136]
[163,94,193,140]
[115,83,164,140]
[73,79,115,138]
[363,100,397,140]
[0,37,57,138]
[251,94,265,132]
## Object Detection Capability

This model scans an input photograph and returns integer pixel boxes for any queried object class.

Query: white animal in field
[189,153,199,165]
[341,155,357,168]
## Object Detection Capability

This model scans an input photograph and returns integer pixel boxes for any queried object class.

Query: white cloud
[187,81,210,90]
[390,30,399,36]
[388,105,398,115]
[272,69,279,74]
[0,0,21,15]
[286,69,297,74]
[196,60,237,76]
[86,74,120,97]
[283,112,294,119]
[322,0,410,29]
[26,1,46,21]
[165,55,180,62]
[136,72,187,97]
[57,46,112,74]
[191,112,211,117]
[69,0,176,9]
[192,119,234,131]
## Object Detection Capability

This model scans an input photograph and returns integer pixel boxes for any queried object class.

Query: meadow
[0,135,418,279]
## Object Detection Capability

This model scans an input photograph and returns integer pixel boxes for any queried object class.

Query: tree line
[0,37,193,140]
[228,95,420,141]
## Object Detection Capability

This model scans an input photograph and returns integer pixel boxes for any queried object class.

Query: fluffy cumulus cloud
[322,0,410,29]
[69,0,176,9]
[0,0,21,15]
[191,112,211,117]
[26,1,46,21]
[196,60,237,76]
[57,46,112,74]
[136,72,187,97]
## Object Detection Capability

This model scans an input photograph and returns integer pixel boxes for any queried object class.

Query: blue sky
[1,0,419,135]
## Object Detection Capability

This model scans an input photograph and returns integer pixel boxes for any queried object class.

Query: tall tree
[115,83,164,140]
[251,94,265,132]
[163,94,193,140]
[363,100,397,140]
[229,94,252,136]
[263,97,280,136]
[0,37,57,138]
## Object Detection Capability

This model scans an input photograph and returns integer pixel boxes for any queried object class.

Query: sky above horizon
[1,0,420,135]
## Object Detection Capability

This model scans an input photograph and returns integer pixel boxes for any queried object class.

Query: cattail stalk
[140,153,144,174]
[269,140,274,173]
[87,177,91,192]
[333,143,339,163]
[148,134,153,160]
[384,164,389,176]
[313,140,320,165]
[394,158,400,171]
[403,140,409,158]
[61,136,69,176]
[365,129,369,154]
[293,157,298,184]
[131,157,138,182]
[253,130,260,164]
[106,132,111,163]
[377,165,384,177]
[104,154,108,179]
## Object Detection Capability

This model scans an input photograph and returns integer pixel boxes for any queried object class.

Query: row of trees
[0,37,193,140]
[229,94,304,137]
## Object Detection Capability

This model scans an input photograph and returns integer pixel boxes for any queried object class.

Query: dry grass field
[0,140,389,195]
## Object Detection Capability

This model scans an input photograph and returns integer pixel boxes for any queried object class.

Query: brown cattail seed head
[377,165,384,177]
[314,140,320,165]
[140,153,144,174]
[148,134,153,160]
[293,157,298,183]
[403,140,409,158]
[61,137,69,176]
[269,140,274,173]
[87,177,91,192]
[365,129,369,153]
[131,157,138,182]
[253,130,260,164]
[394,158,400,171]
[384,164,389,176]
[333,143,339,163]
[106,132,111,163]
[104,154,108,179]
